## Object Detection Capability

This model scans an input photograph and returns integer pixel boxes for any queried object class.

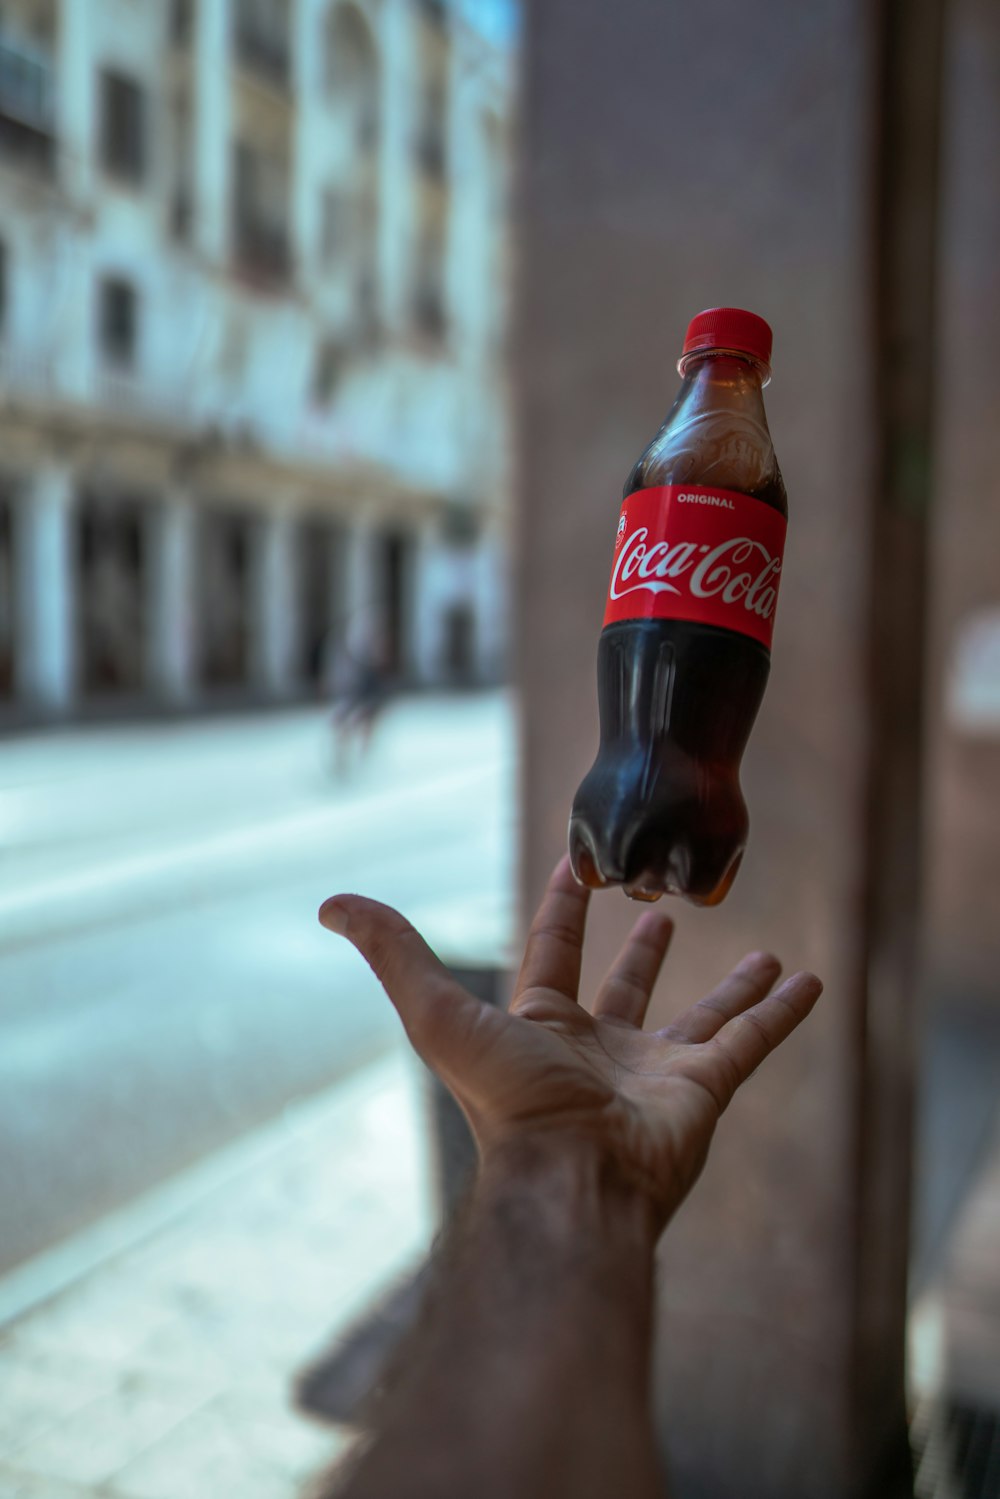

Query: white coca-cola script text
[609,527,781,620]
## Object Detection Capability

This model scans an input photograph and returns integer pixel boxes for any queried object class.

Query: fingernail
[319,900,349,936]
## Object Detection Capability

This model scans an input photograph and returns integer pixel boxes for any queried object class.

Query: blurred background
[0,0,517,1493]
[0,1,998,1497]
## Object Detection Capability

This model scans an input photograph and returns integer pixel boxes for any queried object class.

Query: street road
[0,694,515,1276]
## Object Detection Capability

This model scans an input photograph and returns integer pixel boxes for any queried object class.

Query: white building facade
[0,0,513,716]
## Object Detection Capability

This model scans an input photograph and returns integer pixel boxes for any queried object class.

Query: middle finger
[592,909,674,1026]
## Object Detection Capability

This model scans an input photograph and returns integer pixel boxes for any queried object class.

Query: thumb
[319,894,482,1065]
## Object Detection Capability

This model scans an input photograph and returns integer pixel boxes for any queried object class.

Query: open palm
[320,857,821,1224]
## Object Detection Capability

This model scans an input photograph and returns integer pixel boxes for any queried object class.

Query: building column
[472,526,506,684]
[15,465,75,711]
[343,520,379,659]
[379,0,418,329]
[148,492,197,705]
[518,2,938,1494]
[253,512,298,696]
[290,0,319,286]
[56,0,95,203]
[194,0,231,265]
[411,522,443,684]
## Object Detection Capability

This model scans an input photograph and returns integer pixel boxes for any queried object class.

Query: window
[0,39,55,174]
[357,270,377,334]
[416,83,447,179]
[417,0,447,30]
[320,189,343,265]
[170,97,194,242]
[0,39,53,132]
[98,276,138,367]
[234,0,290,87]
[312,340,343,405]
[413,228,446,339]
[233,141,291,281]
[99,70,146,184]
[414,280,445,339]
[171,0,194,45]
[324,5,376,100]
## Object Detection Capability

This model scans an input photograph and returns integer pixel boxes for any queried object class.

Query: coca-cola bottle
[568,307,787,905]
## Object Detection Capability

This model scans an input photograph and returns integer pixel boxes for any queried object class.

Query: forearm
[329,1136,666,1499]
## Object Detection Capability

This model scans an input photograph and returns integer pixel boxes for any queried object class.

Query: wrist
[475,1131,661,1258]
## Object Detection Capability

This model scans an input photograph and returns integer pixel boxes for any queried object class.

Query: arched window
[324,3,378,149]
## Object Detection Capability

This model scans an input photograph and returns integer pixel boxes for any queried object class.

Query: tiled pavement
[0,1049,434,1499]
[2,1028,999,1499]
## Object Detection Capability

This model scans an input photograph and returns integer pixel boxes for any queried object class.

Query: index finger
[512,855,590,1008]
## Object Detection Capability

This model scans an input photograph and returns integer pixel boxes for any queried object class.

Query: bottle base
[568,822,744,908]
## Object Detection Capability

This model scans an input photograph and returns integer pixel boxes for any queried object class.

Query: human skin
[317,856,822,1499]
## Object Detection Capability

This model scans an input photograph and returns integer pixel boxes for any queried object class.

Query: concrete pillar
[55,0,95,202]
[147,493,196,705]
[473,526,505,684]
[923,0,1000,1008]
[343,520,379,658]
[194,0,231,265]
[50,2,93,400]
[446,28,487,360]
[411,523,443,684]
[15,464,74,711]
[290,0,313,287]
[253,512,299,696]
[378,0,417,329]
[517,3,940,1496]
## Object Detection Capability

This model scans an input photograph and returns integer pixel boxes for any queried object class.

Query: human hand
[319,856,822,1228]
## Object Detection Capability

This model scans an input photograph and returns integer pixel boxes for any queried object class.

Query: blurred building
[0,0,513,718]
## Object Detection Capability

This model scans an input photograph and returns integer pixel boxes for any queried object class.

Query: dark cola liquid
[569,353,786,905]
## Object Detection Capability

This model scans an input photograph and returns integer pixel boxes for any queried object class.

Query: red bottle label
[602,485,787,649]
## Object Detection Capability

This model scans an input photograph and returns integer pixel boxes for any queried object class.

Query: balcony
[0,36,55,175]
[232,217,292,289]
[0,343,197,434]
[233,16,290,91]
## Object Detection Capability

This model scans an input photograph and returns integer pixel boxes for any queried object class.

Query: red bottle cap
[681,307,773,367]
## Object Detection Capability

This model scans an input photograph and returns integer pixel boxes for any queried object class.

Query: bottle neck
[677,348,769,401]
[626,348,782,503]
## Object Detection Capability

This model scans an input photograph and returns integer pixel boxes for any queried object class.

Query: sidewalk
[0,694,515,950]
[0,1048,435,1499]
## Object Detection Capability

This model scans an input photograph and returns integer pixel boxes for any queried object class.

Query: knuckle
[739,1010,772,1047]
[365,933,395,985]
[532,920,581,947]
[710,1039,743,1097]
[629,932,667,961]
[616,973,647,1000]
